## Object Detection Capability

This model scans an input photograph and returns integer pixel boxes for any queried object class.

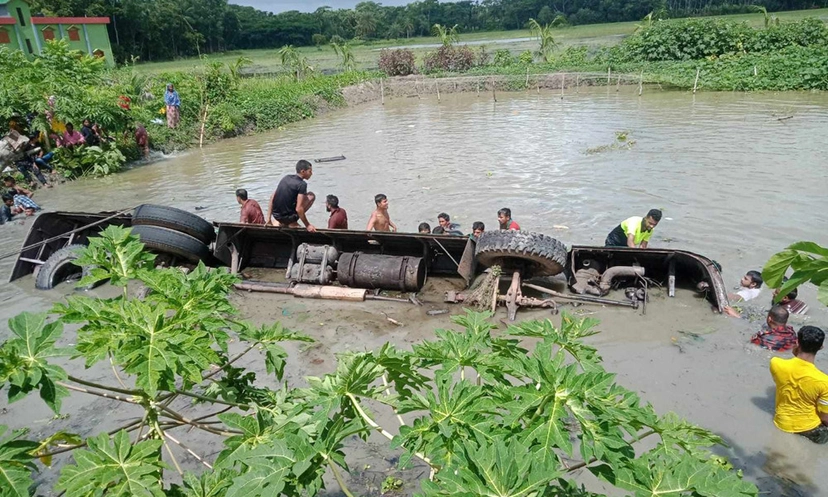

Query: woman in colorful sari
[164,83,181,128]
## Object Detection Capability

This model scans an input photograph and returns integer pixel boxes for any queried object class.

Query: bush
[378,48,417,76]
[492,49,515,67]
[518,50,534,65]
[422,45,476,73]
[312,34,328,47]
[554,45,590,67]
[53,143,126,179]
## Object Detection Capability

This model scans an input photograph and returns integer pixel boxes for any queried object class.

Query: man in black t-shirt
[267,160,317,232]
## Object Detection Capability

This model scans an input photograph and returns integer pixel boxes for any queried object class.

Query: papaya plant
[763,241,828,306]
[0,226,758,496]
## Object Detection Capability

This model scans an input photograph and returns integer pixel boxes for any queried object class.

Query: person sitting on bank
[729,270,763,303]
[418,222,431,234]
[604,209,661,248]
[236,188,264,225]
[497,208,520,230]
[770,326,828,444]
[3,176,32,198]
[267,160,316,232]
[2,192,40,217]
[62,123,85,149]
[326,194,348,230]
[134,124,150,160]
[366,194,396,232]
[27,134,55,179]
[472,221,485,239]
[80,119,100,147]
[773,277,809,316]
[751,305,796,352]
[431,226,445,234]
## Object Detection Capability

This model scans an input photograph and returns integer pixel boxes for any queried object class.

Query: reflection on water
[0,87,826,492]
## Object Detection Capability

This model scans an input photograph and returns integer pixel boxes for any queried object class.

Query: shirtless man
[366,194,397,232]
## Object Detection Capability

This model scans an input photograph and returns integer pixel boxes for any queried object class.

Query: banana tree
[527,18,556,63]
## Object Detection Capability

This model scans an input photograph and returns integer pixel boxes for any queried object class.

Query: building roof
[31,17,110,25]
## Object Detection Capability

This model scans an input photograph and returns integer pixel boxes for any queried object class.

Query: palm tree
[278,45,312,80]
[432,23,460,47]
[751,5,779,28]
[634,12,654,33]
[527,19,556,63]
[355,11,378,39]
[331,41,357,72]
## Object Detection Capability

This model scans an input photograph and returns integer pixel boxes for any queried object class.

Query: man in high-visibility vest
[604,209,662,248]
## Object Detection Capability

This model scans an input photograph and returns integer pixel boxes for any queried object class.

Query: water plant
[0,226,758,496]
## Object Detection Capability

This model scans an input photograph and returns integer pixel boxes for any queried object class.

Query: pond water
[1,87,827,494]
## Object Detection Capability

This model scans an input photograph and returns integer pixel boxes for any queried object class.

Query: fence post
[692,68,700,94]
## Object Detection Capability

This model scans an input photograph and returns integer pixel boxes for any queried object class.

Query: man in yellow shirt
[604,209,662,248]
[770,326,828,444]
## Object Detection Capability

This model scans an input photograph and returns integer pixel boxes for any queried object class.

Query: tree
[331,41,357,72]
[278,45,313,80]
[432,23,460,46]
[537,5,555,25]
[527,18,557,62]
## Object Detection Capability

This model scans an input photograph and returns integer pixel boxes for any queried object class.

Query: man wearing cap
[604,209,662,249]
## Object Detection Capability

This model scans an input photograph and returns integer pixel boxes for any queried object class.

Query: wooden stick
[491,77,497,102]
[616,75,621,91]
[693,68,700,93]
[607,67,611,86]
[477,78,480,97]
[436,81,440,102]
[560,73,565,99]
[198,103,209,149]
[380,78,385,105]
[639,71,643,96]
[576,74,580,93]
[525,66,530,90]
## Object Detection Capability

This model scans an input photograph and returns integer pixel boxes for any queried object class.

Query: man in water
[2,192,40,217]
[236,188,264,224]
[730,270,763,303]
[605,209,661,248]
[751,305,796,352]
[773,277,809,315]
[472,221,485,239]
[3,176,32,197]
[418,222,431,234]
[437,212,463,235]
[497,208,520,230]
[770,326,828,444]
[326,194,348,230]
[267,160,316,232]
[366,194,396,232]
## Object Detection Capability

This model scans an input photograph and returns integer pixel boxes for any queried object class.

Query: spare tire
[132,225,210,263]
[132,204,215,244]
[35,244,99,290]
[475,230,568,277]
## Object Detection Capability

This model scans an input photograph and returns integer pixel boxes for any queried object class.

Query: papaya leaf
[0,425,38,497]
[0,312,69,413]
[786,241,828,258]
[31,430,82,467]
[237,322,313,380]
[819,280,828,307]
[55,430,165,497]
[74,225,156,287]
[169,470,233,497]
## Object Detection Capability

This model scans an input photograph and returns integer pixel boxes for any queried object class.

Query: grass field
[132,8,828,75]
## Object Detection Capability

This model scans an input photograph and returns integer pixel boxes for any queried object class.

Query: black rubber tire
[35,244,98,290]
[475,230,568,277]
[132,225,210,263]
[132,204,215,244]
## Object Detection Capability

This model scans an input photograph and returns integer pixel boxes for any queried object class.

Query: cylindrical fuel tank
[337,252,425,292]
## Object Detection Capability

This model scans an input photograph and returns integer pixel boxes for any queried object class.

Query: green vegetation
[0,39,374,179]
[764,242,828,306]
[29,0,828,65]
[0,226,757,497]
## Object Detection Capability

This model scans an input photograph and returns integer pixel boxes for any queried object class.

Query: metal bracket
[505,270,522,321]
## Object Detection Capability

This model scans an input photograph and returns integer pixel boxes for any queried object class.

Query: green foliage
[0,425,39,497]
[52,144,127,179]
[331,42,357,72]
[279,45,314,80]
[0,227,757,497]
[74,225,156,288]
[528,18,557,63]
[492,49,517,67]
[56,431,165,497]
[432,24,460,47]
[0,313,68,414]
[763,241,828,306]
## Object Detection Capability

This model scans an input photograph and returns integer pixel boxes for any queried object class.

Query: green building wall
[0,0,115,66]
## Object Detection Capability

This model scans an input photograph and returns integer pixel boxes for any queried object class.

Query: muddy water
[2,87,828,495]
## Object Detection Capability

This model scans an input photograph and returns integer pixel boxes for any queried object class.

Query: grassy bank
[132,8,828,76]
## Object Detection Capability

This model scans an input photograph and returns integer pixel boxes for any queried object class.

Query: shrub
[378,48,417,76]
[492,49,516,67]
[518,50,534,65]
[53,143,126,179]
[312,34,328,47]
[422,45,476,73]
[554,45,590,67]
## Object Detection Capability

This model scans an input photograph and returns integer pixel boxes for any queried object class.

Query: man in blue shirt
[2,192,40,217]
